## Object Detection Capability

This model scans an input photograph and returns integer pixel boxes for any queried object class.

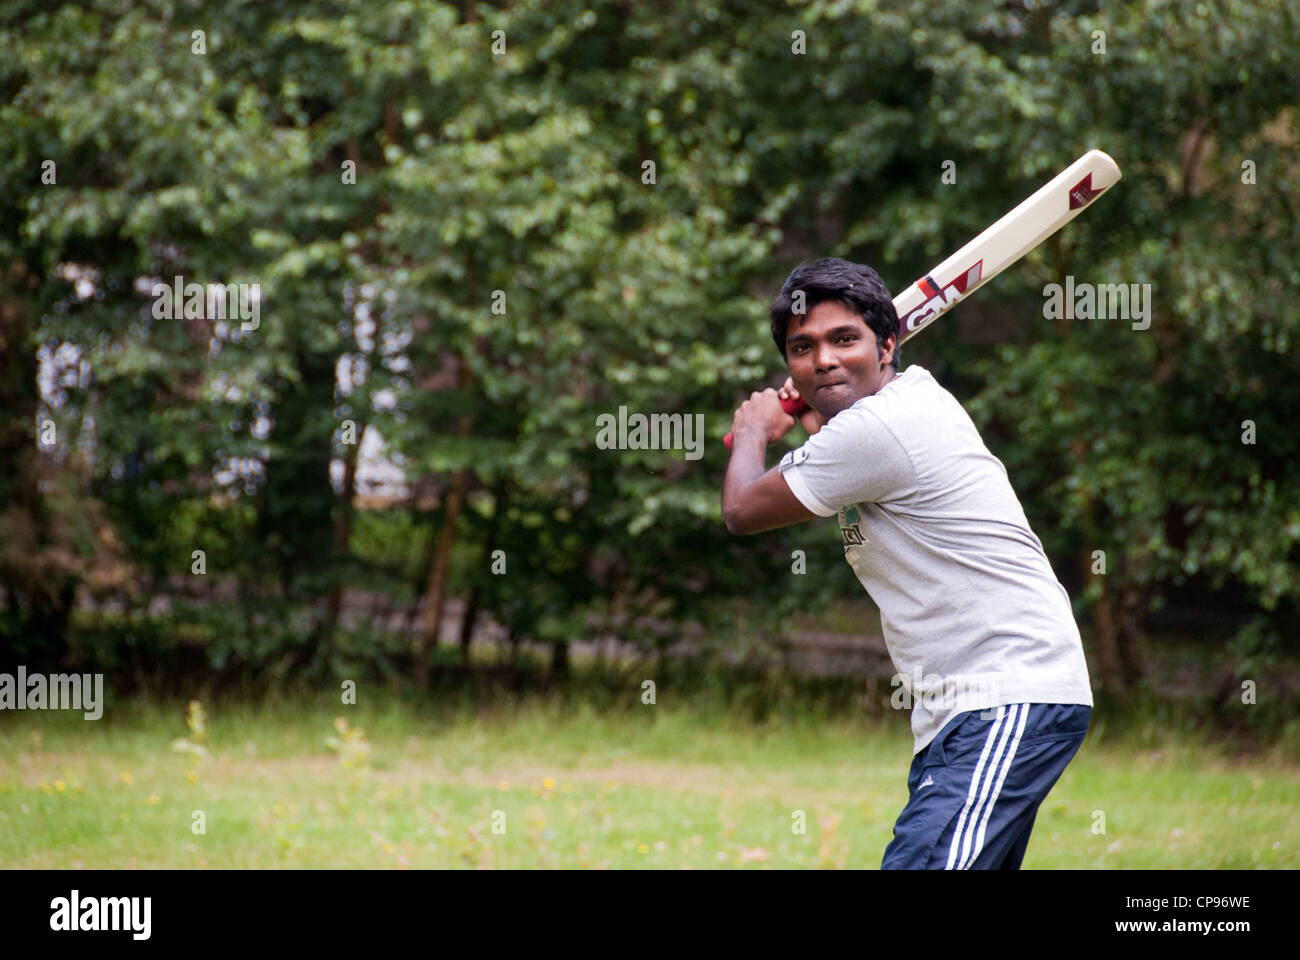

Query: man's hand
[721,389,818,534]
[779,377,828,435]
[729,388,796,447]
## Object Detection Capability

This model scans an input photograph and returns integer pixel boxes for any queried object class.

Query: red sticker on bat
[1069,173,1096,209]
[899,261,984,333]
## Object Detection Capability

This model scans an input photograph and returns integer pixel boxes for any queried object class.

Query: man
[722,257,1093,870]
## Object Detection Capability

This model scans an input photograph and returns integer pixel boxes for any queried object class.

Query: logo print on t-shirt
[840,505,867,547]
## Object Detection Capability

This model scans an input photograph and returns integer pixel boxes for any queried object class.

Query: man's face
[784,300,896,418]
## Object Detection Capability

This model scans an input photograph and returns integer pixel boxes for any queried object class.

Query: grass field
[1,693,1296,869]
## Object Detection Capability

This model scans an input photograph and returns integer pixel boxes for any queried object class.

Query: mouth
[815,381,848,392]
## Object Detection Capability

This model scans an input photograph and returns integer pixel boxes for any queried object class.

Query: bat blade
[894,149,1121,341]
[724,149,1121,449]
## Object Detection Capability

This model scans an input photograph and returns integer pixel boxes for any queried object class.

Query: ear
[880,333,897,364]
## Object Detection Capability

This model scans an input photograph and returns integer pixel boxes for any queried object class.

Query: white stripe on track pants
[881,702,1091,870]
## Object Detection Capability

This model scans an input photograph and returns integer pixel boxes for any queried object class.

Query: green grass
[1,694,1296,869]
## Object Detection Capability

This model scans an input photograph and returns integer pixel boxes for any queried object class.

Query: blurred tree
[1,0,1295,697]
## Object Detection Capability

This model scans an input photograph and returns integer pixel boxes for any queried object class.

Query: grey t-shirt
[778,364,1093,755]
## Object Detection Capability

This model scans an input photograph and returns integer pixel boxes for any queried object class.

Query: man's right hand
[730,388,796,447]
[780,377,828,435]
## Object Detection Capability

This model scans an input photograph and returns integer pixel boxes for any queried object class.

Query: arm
[721,389,818,535]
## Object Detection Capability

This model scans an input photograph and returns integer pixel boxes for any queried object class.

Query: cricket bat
[724,149,1121,449]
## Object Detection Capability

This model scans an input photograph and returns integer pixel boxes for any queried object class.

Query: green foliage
[1,0,1296,688]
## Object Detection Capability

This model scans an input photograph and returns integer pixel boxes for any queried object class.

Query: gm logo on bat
[899,261,984,334]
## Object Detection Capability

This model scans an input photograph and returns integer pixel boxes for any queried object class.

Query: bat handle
[723,393,811,450]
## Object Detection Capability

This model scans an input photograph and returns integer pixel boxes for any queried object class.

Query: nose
[813,340,839,372]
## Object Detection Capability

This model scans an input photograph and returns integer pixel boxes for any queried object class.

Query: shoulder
[831,366,931,426]
[794,375,917,465]
[870,364,937,401]
[850,365,958,421]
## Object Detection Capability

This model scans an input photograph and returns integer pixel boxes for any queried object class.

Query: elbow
[722,509,751,536]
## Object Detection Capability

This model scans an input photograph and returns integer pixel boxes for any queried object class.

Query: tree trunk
[1116,582,1146,688]
[323,422,365,638]
[1091,579,1146,694]
[415,470,467,684]
[0,258,78,660]
[550,637,569,680]
[458,584,480,665]
[1091,586,1125,694]
[414,355,475,683]
[257,344,336,598]
[460,479,507,664]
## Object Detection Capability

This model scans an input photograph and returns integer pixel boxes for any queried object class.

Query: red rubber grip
[724,393,810,450]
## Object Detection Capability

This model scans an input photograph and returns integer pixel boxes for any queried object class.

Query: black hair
[768,258,900,369]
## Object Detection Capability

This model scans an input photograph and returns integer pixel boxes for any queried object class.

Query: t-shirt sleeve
[777,404,916,516]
